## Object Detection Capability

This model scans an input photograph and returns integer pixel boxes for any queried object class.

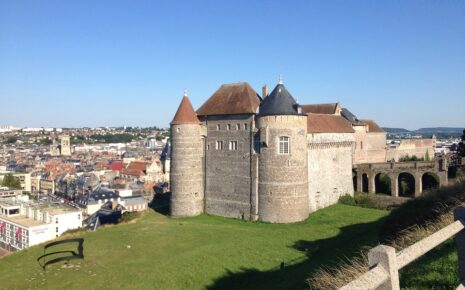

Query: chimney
[262,84,268,99]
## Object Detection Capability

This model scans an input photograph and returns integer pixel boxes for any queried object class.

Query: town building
[49,134,72,156]
[0,196,82,251]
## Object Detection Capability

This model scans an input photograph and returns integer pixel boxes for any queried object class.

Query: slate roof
[123,195,146,206]
[301,103,339,114]
[307,113,355,133]
[341,108,363,125]
[77,188,119,206]
[171,96,200,125]
[160,142,171,161]
[361,119,385,133]
[259,84,304,116]
[196,82,261,116]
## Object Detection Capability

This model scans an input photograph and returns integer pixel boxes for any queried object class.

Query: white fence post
[454,207,465,286]
[368,245,400,290]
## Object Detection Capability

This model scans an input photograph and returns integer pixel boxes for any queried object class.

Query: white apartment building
[0,198,82,252]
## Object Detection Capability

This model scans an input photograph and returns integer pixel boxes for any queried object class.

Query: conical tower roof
[259,83,303,116]
[171,93,200,125]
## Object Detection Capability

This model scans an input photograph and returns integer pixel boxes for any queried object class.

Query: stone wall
[353,126,387,164]
[353,125,368,164]
[365,132,387,163]
[201,115,255,220]
[257,115,309,223]
[386,138,436,162]
[170,123,204,217]
[307,133,355,212]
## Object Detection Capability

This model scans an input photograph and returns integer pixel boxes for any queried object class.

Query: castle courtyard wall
[307,133,355,212]
[386,138,436,161]
[365,132,387,163]
[353,125,368,164]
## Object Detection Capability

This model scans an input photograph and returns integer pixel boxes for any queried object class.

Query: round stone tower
[256,81,309,223]
[170,91,204,217]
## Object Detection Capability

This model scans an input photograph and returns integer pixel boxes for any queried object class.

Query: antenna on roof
[183,89,188,97]
[278,74,283,85]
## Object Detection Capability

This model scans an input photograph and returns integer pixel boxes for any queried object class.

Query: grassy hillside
[0,204,388,290]
[401,239,458,289]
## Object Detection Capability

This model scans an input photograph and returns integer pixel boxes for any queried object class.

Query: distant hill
[382,127,464,137]
[382,128,411,133]
[413,127,464,134]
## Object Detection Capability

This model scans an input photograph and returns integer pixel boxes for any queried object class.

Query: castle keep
[170,80,438,223]
[170,81,357,223]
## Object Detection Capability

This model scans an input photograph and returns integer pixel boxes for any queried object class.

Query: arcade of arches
[354,161,448,197]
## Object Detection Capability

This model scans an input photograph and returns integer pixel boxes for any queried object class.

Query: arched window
[278,136,290,154]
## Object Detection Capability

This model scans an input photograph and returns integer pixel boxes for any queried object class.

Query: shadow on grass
[206,217,385,290]
[148,192,170,216]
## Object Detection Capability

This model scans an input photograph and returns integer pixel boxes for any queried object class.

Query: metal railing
[340,207,465,290]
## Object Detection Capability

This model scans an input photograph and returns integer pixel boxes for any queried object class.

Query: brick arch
[374,172,392,195]
[422,171,440,191]
[361,173,369,193]
[355,159,448,198]
[398,172,416,197]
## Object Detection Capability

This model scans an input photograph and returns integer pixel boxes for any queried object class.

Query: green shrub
[399,154,424,162]
[118,211,142,223]
[379,180,465,243]
[339,193,392,210]
[338,194,356,206]
[354,194,378,209]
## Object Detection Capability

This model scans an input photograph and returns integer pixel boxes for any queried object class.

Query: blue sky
[1,0,464,129]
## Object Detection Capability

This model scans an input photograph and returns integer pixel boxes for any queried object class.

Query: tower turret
[170,91,204,217]
[60,134,71,156]
[256,81,309,223]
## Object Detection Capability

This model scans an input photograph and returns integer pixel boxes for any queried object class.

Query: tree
[1,174,21,189]
[458,129,465,158]
[6,136,17,144]
[424,150,431,161]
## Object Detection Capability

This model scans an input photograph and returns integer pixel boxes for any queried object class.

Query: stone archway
[362,173,369,193]
[422,172,440,191]
[352,169,357,191]
[374,173,391,195]
[398,172,415,197]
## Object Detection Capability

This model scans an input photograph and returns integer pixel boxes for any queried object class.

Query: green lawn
[400,239,459,289]
[0,204,388,290]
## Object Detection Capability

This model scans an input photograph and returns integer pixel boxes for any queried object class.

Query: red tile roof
[171,96,200,125]
[126,161,148,172]
[307,113,355,133]
[121,168,146,177]
[144,181,156,190]
[196,82,261,116]
[361,119,385,133]
[109,161,124,171]
[301,103,339,115]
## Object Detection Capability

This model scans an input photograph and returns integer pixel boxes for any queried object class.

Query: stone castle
[169,81,435,223]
